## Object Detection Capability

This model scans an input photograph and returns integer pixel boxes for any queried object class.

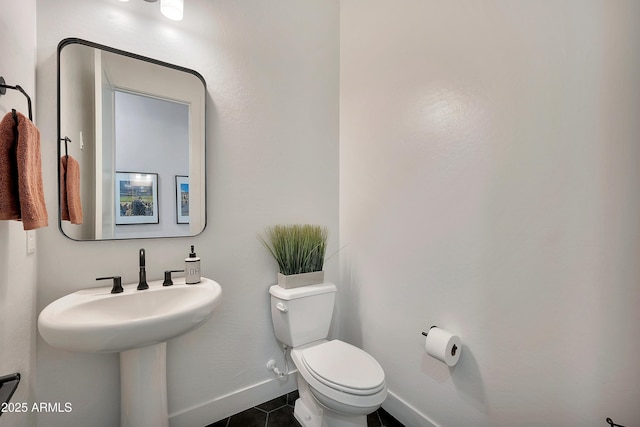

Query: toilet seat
[300,340,385,396]
[291,340,388,416]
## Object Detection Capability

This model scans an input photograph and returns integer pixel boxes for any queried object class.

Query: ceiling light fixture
[119,0,183,21]
[160,0,184,21]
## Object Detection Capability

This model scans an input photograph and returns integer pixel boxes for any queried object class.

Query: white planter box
[277,271,325,289]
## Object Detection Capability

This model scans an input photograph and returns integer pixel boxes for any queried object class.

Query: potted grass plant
[259,224,328,289]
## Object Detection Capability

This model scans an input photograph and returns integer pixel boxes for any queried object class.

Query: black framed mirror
[57,38,206,240]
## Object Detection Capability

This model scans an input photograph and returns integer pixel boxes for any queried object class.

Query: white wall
[340,1,640,426]
[0,1,38,427]
[35,0,338,426]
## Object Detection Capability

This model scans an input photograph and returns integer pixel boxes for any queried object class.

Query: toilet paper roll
[424,327,461,367]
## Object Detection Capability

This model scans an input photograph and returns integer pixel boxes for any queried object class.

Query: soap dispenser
[185,245,201,284]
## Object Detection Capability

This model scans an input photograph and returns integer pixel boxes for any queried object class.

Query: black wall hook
[0,76,33,121]
[60,136,71,157]
[606,418,625,427]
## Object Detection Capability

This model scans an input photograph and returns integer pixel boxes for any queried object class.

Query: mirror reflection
[58,38,206,240]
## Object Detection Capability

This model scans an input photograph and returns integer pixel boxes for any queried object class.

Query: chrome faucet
[137,248,149,290]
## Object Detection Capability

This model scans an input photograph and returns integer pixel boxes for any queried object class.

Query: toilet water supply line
[267,345,290,378]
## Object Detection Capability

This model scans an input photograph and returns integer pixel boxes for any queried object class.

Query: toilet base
[294,373,367,427]
[293,398,318,427]
[294,399,367,427]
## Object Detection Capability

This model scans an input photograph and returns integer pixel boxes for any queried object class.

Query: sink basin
[39,277,222,427]
[38,277,222,353]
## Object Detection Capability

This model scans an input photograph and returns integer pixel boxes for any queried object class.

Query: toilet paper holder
[421,326,458,357]
[420,326,438,337]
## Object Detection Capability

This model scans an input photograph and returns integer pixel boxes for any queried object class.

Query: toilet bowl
[269,283,387,427]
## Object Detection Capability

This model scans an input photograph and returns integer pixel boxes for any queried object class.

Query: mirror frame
[57,38,207,241]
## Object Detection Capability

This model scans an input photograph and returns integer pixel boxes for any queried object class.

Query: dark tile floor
[205,390,405,427]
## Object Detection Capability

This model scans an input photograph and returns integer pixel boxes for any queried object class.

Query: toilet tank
[269,283,336,347]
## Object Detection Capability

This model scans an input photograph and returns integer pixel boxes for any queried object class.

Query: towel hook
[0,76,33,121]
[60,136,71,158]
[606,418,625,427]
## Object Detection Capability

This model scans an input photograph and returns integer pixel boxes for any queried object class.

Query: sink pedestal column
[120,342,168,427]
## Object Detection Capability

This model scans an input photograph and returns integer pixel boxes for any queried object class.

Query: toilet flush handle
[276,302,288,313]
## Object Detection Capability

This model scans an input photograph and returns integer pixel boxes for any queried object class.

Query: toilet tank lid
[269,283,336,300]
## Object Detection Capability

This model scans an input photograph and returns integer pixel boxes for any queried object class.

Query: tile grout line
[206,392,402,427]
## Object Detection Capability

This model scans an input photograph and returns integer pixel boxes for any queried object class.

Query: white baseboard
[382,389,438,427]
[169,370,298,427]
[168,375,435,427]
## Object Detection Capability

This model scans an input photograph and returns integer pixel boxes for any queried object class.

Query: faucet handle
[163,270,184,286]
[96,276,123,294]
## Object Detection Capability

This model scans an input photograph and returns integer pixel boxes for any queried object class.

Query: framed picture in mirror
[115,172,159,225]
[176,175,189,224]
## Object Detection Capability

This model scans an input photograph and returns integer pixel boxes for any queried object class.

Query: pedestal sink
[38,277,222,427]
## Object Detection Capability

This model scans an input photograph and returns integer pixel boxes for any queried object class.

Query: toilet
[269,283,387,427]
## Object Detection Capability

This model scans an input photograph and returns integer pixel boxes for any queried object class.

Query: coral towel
[0,110,48,230]
[60,155,83,224]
